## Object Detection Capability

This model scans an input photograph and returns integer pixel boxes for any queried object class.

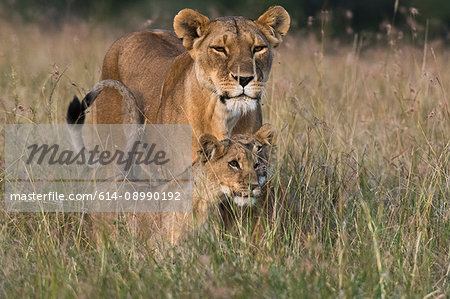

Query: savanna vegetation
[0,3,449,298]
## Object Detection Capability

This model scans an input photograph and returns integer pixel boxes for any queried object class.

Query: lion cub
[131,124,274,245]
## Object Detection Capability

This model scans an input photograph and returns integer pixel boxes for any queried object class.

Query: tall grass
[0,19,449,297]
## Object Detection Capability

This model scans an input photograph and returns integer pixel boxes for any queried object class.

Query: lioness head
[196,124,274,206]
[174,7,290,115]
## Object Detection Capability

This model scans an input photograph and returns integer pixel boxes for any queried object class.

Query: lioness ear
[197,134,225,163]
[256,6,290,48]
[254,123,276,145]
[174,9,210,50]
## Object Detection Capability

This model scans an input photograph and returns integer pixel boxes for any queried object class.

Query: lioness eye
[253,46,266,53]
[228,160,240,169]
[212,47,227,54]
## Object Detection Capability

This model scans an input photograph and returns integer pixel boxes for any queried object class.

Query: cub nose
[232,75,254,87]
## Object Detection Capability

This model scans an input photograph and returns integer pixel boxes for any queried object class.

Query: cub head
[229,123,275,187]
[174,7,290,115]
[196,124,275,206]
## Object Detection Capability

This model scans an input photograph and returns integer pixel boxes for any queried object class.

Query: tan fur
[226,123,275,185]
[92,7,290,155]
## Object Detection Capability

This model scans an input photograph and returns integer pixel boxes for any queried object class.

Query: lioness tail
[66,79,141,125]
[66,79,142,153]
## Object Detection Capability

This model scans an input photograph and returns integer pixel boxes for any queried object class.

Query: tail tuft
[66,96,86,125]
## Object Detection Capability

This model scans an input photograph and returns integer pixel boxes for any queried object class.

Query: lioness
[80,6,289,152]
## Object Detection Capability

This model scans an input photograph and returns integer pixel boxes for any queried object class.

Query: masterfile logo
[4,124,192,212]
[26,141,170,171]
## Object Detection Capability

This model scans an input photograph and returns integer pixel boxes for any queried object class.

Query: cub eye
[212,47,227,54]
[256,145,263,152]
[228,160,240,169]
[253,46,266,53]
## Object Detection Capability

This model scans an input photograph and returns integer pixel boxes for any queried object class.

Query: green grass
[0,19,449,298]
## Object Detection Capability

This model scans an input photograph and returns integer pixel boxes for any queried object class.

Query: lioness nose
[232,75,254,87]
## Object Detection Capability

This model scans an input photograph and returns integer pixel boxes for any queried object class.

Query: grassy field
[0,19,449,298]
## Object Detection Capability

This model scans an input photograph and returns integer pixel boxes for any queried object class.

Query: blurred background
[1,0,449,42]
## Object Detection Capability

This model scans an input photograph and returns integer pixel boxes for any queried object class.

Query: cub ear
[256,6,290,48]
[254,123,276,145]
[174,9,210,50]
[197,134,225,163]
